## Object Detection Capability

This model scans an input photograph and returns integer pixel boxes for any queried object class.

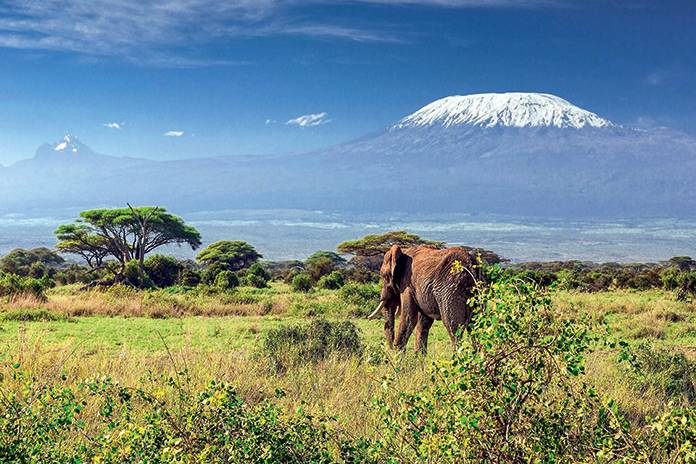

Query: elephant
[368,245,480,354]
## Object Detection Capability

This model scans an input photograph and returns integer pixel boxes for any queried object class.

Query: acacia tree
[337,231,445,257]
[55,224,111,269]
[196,240,261,272]
[55,206,201,278]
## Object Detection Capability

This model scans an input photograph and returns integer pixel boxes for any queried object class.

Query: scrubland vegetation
[0,207,694,462]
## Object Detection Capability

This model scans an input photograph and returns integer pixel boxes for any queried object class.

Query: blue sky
[0,0,694,164]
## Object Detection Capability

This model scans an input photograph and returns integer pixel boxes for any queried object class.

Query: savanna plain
[0,225,694,463]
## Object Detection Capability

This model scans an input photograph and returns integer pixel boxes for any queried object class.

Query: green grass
[0,313,454,357]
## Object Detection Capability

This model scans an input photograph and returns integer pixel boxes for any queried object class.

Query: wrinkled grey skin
[369,245,478,354]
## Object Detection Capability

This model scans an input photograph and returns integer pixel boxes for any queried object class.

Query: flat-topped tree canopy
[337,231,446,257]
[196,240,262,272]
[55,206,201,269]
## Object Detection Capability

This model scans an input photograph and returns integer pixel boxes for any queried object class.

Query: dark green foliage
[337,230,445,257]
[667,256,696,271]
[214,270,239,291]
[196,240,261,271]
[121,260,153,289]
[143,254,182,288]
[628,343,696,404]
[0,272,54,299]
[261,319,363,373]
[0,247,64,277]
[201,261,229,285]
[676,271,696,301]
[53,264,96,286]
[55,206,201,272]
[306,251,346,282]
[240,263,270,288]
[306,256,338,282]
[337,282,380,316]
[306,251,347,267]
[264,260,305,281]
[0,373,370,463]
[291,272,313,292]
[177,268,201,287]
[317,270,345,289]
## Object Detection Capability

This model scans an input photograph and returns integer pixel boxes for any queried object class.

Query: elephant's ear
[389,245,407,291]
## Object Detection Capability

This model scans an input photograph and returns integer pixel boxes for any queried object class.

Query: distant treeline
[1,205,696,302]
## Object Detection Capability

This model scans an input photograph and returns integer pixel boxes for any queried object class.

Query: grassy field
[0,283,694,461]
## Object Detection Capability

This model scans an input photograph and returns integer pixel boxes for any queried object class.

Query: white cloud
[103,122,122,129]
[265,118,277,125]
[163,130,185,137]
[0,0,567,66]
[286,112,330,127]
[0,0,406,65]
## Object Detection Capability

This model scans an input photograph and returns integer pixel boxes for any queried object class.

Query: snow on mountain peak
[54,134,82,153]
[392,92,613,130]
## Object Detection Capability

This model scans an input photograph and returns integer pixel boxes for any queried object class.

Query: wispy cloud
[286,112,331,127]
[163,130,185,137]
[103,122,122,130]
[0,0,565,66]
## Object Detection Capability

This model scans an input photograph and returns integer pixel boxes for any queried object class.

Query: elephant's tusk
[395,306,401,317]
[367,301,384,319]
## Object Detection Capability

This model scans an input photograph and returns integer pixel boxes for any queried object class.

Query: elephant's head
[368,245,410,347]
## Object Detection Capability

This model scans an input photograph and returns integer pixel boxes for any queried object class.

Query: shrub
[143,254,182,288]
[121,260,153,289]
[317,270,345,289]
[0,374,369,463]
[337,282,380,316]
[291,272,312,292]
[306,256,337,282]
[177,268,201,287]
[661,267,681,290]
[201,261,229,285]
[0,272,54,300]
[261,319,363,372]
[628,343,696,404]
[676,271,696,301]
[369,267,673,463]
[214,270,239,291]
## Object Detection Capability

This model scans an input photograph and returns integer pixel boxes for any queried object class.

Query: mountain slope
[1,92,695,218]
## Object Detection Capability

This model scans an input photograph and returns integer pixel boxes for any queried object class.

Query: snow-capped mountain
[392,92,612,130]
[34,134,98,160]
[1,92,695,218]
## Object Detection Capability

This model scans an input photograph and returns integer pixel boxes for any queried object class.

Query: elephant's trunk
[367,301,384,319]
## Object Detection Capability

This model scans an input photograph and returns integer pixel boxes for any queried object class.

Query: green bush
[676,271,696,301]
[0,272,54,300]
[214,270,239,291]
[200,261,228,285]
[628,343,696,404]
[291,272,313,292]
[121,260,153,289]
[369,267,691,463]
[337,282,380,316]
[177,268,201,287]
[261,319,363,372]
[317,270,345,290]
[143,254,182,288]
[0,374,369,463]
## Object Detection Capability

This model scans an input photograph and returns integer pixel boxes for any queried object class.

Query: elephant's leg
[394,290,418,351]
[383,307,396,349]
[414,313,434,355]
